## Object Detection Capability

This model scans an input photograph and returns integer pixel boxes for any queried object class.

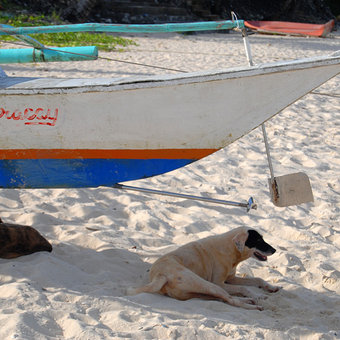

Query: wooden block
[268,172,314,207]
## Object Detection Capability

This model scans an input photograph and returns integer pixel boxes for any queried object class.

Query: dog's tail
[126,274,167,296]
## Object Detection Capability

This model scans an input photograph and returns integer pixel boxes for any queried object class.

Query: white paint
[0,53,339,150]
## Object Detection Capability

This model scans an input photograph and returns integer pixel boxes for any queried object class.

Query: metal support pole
[242,28,254,66]
[242,27,276,182]
[261,124,275,181]
[114,184,257,212]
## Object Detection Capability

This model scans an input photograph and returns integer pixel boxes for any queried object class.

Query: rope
[0,38,187,73]
[231,12,240,30]
[98,55,186,73]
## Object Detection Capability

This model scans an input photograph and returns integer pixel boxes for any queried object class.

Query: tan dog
[128,227,280,310]
[0,218,52,259]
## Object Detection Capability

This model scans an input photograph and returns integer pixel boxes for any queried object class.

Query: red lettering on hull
[0,107,58,126]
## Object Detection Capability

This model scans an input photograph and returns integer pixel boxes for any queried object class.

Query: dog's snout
[263,242,276,255]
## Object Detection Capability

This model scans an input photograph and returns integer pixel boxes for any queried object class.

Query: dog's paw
[235,297,263,311]
[255,305,264,311]
[238,296,256,304]
[264,284,282,293]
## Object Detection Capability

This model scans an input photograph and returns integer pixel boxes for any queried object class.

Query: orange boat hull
[245,20,334,37]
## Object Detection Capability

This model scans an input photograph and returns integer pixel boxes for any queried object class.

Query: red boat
[245,19,334,37]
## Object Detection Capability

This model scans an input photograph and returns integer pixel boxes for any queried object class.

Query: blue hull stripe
[0,158,194,188]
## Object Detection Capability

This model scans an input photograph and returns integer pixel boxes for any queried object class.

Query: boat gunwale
[0,52,339,95]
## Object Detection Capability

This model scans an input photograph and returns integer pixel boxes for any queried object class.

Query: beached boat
[244,19,335,37]
[0,21,339,188]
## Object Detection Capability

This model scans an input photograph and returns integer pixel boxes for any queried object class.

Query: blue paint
[0,158,194,188]
[0,23,45,49]
[0,20,245,36]
[0,46,98,64]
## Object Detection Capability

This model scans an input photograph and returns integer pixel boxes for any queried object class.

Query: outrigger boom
[0,20,245,36]
[114,184,257,211]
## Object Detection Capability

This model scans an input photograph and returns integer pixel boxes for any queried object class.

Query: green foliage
[0,13,136,51]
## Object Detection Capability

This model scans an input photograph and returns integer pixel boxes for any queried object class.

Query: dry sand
[0,30,339,339]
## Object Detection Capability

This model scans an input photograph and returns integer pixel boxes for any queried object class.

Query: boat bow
[0,52,339,188]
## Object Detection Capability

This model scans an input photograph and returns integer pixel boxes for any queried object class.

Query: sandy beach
[0,29,339,339]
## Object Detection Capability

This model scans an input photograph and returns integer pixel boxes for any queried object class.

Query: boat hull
[0,53,339,188]
[244,20,335,37]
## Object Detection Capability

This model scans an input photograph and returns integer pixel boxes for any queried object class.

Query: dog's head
[233,228,276,261]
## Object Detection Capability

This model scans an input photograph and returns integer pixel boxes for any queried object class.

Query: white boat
[0,21,339,188]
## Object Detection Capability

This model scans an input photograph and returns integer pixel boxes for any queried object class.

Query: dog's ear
[233,230,249,253]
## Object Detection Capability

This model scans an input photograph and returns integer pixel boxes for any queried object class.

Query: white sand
[0,31,339,339]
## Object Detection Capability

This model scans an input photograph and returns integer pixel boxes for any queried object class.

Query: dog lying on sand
[0,218,52,259]
[128,227,280,310]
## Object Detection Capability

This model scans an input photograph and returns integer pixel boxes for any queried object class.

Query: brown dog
[128,227,280,310]
[0,218,52,259]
